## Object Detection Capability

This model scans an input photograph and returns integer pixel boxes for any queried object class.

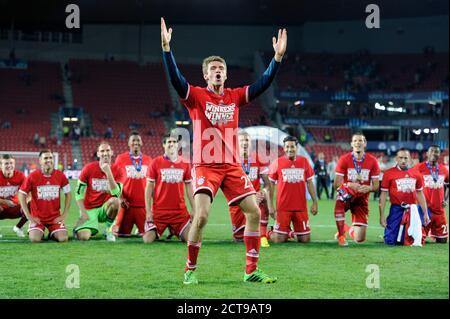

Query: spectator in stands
[324,133,332,143]
[33,133,39,146]
[63,125,70,137]
[73,125,81,141]
[38,136,46,148]
[104,127,113,138]
[1,120,11,129]
[314,152,330,200]
[118,132,126,140]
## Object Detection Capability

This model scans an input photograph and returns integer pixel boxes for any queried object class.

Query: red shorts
[192,164,256,205]
[28,221,67,238]
[274,211,310,236]
[335,196,369,226]
[145,209,191,239]
[426,211,448,239]
[229,199,269,239]
[115,207,146,236]
[0,205,23,219]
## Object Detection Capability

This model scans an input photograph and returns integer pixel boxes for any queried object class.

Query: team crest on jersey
[125,165,148,179]
[197,176,206,185]
[423,175,445,189]
[37,185,60,201]
[161,168,184,183]
[92,178,110,192]
[347,168,370,182]
[281,168,304,183]
[0,186,19,198]
[205,102,236,125]
[248,167,259,181]
[395,178,416,193]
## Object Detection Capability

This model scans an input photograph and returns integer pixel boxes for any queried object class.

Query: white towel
[408,204,422,247]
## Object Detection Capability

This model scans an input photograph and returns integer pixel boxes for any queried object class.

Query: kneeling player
[0,154,28,238]
[143,134,194,243]
[229,130,271,247]
[18,150,71,242]
[74,142,123,242]
[267,136,318,243]
[413,145,449,243]
[379,149,430,246]
[333,132,380,246]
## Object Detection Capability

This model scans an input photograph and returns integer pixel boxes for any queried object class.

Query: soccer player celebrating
[334,132,380,246]
[114,132,152,237]
[18,149,71,242]
[74,142,123,242]
[143,133,194,243]
[0,154,29,238]
[379,148,429,245]
[413,145,449,243]
[161,17,286,284]
[229,130,271,247]
[267,136,318,243]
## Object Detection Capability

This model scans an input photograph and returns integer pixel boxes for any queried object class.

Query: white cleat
[106,232,116,242]
[13,226,25,238]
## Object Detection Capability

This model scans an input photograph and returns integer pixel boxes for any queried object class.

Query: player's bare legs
[239,195,260,233]
[352,225,366,242]
[105,197,120,220]
[53,230,69,242]
[142,230,157,243]
[179,222,192,242]
[29,230,44,242]
[270,233,288,243]
[297,234,310,243]
[188,193,211,242]
[76,229,91,241]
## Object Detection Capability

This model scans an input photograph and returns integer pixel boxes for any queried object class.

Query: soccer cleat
[337,235,348,247]
[105,227,116,242]
[244,268,277,284]
[13,226,25,238]
[260,236,270,248]
[183,270,198,285]
[334,224,351,240]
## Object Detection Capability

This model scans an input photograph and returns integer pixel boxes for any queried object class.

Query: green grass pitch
[0,180,448,299]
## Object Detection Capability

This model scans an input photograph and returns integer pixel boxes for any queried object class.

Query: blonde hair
[202,55,227,75]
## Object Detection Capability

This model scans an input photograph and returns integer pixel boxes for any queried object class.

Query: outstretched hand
[273,28,287,62]
[161,17,172,52]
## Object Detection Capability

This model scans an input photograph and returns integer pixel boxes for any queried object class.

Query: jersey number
[241,176,252,189]
[442,224,448,235]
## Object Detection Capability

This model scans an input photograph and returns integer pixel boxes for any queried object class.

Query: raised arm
[161,17,189,99]
[248,28,287,101]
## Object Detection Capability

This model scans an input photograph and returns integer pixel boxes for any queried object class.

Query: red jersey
[381,166,423,205]
[0,170,26,205]
[413,162,449,214]
[79,161,123,210]
[181,85,249,165]
[242,153,269,192]
[19,169,70,222]
[115,152,152,207]
[335,152,380,199]
[147,155,192,211]
[268,155,315,212]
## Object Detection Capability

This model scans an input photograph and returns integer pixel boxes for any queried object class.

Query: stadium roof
[0,0,448,29]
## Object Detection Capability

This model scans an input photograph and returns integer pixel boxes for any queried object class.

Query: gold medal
[356,173,363,182]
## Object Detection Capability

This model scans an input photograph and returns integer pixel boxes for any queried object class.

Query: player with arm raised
[161,17,286,284]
